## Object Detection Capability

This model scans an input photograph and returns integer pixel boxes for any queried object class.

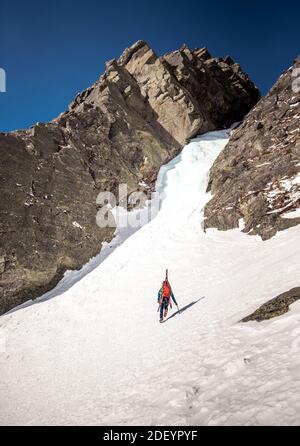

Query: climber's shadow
[164,296,205,322]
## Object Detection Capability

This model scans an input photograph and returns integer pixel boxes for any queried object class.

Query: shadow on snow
[163,297,205,322]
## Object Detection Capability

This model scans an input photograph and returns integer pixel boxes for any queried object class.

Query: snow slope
[1,130,300,426]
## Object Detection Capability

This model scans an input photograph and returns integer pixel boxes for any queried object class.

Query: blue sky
[0,0,300,132]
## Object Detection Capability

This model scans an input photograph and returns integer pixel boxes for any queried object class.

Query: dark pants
[160,297,169,319]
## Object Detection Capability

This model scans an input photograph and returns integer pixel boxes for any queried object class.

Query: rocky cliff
[205,56,300,240]
[241,287,300,322]
[0,40,259,314]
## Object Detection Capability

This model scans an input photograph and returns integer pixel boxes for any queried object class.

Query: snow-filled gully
[1,130,300,426]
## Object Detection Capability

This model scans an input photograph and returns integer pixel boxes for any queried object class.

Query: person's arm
[157,288,162,303]
[171,290,178,306]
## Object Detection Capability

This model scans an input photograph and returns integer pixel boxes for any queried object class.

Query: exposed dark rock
[0,40,260,314]
[241,287,300,322]
[204,56,300,240]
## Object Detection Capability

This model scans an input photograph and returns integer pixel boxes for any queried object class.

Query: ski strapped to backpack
[157,269,180,314]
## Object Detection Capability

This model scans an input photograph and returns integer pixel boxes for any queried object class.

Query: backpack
[162,281,171,298]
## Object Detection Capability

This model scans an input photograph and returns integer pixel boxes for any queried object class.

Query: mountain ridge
[204,54,300,240]
[0,40,260,314]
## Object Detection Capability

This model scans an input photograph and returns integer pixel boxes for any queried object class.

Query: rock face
[0,40,259,314]
[242,287,300,322]
[205,56,300,240]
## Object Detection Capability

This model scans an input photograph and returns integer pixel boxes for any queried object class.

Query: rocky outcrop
[0,40,259,314]
[242,287,300,322]
[205,55,300,240]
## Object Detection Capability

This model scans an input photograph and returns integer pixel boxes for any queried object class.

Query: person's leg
[164,299,169,318]
[160,300,164,320]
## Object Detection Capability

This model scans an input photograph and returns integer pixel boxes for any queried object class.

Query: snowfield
[1,130,300,426]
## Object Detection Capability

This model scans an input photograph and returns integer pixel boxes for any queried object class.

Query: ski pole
[157,296,162,312]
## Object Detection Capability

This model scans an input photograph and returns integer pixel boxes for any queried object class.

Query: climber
[157,270,179,323]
